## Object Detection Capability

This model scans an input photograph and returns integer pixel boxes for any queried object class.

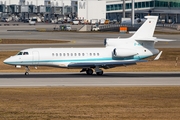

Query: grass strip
[0,87,180,120]
[0,39,69,44]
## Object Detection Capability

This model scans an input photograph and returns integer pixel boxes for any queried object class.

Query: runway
[0,72,179,87]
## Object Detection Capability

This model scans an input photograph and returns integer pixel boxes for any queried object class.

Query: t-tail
[105,16,174,48]
[130,16,175,60]
[131,16,175,42]
[131,16,158,39]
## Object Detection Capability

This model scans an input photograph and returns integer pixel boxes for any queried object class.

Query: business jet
[4,16,173,75]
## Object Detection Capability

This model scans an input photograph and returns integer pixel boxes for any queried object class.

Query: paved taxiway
[0,72,179,87]
[0,25,180,50]
[0,32,180,50]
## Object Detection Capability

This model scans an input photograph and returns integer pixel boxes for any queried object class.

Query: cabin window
[82,53,85,56]
[144,50,146,52]
[93,53,96,56]
[52,53,54,56]
[71,53,73,56]
[56,53,58,56]
[90,53,92,56]
[97,53,99,56]
[63,53,66,56]
[59,53,62,56]
[78,53,81,56]
[74,53,77,56]
[67,53,69,56]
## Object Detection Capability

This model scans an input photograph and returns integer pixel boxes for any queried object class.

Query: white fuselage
[4,39,159,68]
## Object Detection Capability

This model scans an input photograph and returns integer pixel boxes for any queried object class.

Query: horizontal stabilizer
[136,37,175,42]
[155,38,176,42]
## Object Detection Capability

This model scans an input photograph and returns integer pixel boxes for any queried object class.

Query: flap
[68,60,147,68]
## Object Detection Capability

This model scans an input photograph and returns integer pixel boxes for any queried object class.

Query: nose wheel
[25,66,30,75]
[25,72,29,75]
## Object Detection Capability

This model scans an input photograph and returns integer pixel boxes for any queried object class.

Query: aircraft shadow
[0,73,180,78]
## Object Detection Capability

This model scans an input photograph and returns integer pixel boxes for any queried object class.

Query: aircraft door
[32,51,39,65]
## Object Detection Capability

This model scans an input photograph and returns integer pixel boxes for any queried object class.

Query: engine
[104,38,122,47]
[113,48,138,57]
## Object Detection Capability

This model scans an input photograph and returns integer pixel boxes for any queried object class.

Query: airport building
[0,0,71,13]
[106,0,180,23]
[71,0,106,22]
[0,0,180,23]
[72,0,180,23]
[0,0,71,6]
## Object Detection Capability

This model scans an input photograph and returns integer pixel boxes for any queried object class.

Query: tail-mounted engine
[104,38,121,47]
[113,48,138,57]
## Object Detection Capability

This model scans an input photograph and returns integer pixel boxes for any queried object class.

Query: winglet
[154,51,163,60]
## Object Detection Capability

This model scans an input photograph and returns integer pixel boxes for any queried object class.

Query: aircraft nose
[3,59,8,64]
[3,58,11,64]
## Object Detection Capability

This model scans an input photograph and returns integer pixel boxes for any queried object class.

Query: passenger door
[32,51,39,65]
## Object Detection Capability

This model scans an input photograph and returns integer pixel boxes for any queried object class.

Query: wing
[68,60,147,69]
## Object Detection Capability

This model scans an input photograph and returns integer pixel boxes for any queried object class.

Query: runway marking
[70,40,76,44]
[0,72,180,87]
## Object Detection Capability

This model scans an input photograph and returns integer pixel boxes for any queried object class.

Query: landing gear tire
[25,72,29,75]
[86,69,93,75]
[25,66,30,75]
[96,71,103,75]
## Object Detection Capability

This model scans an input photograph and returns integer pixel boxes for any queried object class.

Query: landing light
[15,65,21,68]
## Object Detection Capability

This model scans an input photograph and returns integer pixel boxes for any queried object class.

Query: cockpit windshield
[16,52,29,55]
[17,52,23,55]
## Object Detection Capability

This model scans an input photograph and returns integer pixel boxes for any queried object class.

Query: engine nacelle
[104,38,121,47]
[104,38,132,47]
[113,48,138,57]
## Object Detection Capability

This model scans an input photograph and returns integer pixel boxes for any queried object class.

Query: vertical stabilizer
[131,16,158,39]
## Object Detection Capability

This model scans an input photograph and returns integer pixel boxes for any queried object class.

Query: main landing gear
[80,67,104,75]
[25,66,30,75]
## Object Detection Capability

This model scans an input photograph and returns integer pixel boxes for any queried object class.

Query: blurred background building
[0,0,179,23]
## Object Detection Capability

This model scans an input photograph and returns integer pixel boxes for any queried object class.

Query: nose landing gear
[25,66,30,75]
[25,72,29,75]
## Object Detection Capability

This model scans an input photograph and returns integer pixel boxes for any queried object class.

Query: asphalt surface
[0,72,179,87]
[0,32,179,50]
[0,25,180,50]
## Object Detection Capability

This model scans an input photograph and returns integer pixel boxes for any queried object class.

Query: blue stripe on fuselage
[5,55,151,65]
